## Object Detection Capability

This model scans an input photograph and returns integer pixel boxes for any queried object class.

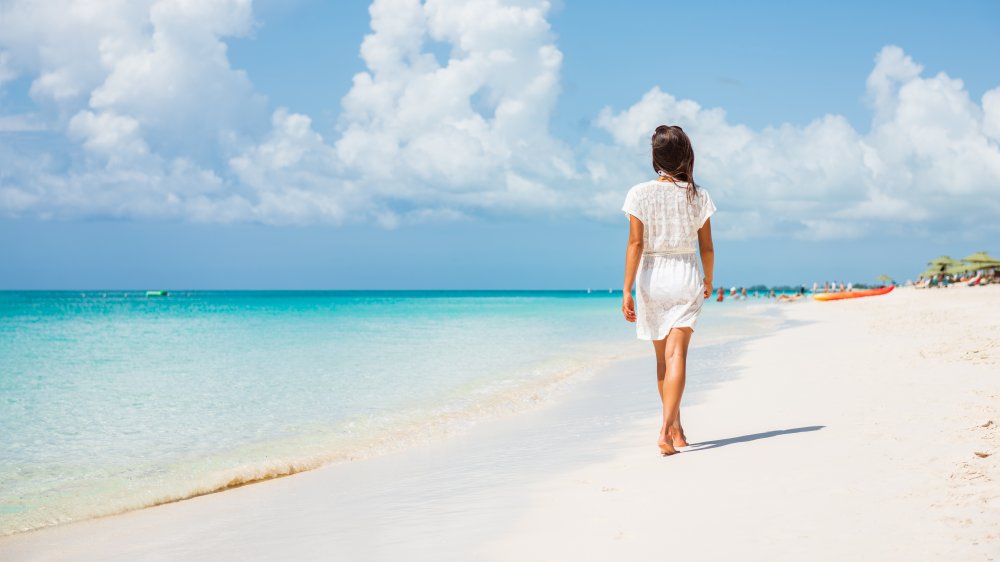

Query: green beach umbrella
[944,262,978,276]
[924,255,961,276]
[919,267,943,278]
[961,251,1000,267]
[875,274,893,282]
[924,262,947,275]
[928,256,961,267]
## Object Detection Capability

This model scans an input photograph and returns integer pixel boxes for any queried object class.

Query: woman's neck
[657,175,686,185]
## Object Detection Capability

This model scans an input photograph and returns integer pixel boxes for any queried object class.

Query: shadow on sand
[685,425,825,452]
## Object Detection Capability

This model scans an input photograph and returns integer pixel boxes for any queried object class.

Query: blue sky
[1,0,999,289]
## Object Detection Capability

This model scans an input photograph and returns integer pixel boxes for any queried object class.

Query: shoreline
[2,286,997,559]
[0,309,762,557]
[0,337,651,538]
[0,295,772,540]
[1,290,662,538]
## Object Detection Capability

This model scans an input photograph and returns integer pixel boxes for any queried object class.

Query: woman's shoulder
[626,179,659,193]
[624,180,661,200]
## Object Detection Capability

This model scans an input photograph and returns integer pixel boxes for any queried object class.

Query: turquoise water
[0,291,763,535]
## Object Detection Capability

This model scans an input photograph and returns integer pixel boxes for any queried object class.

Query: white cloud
[334,0,573,203]
[0,0,265,220]
[0,2,998,239]
[229,108,357,225]
[983,88,1000,141]
[228,0,576,224]
[0,51,16,85]
[86,0,266,160]
[0,112,46,132]
[68,110,151,164]
[591,45,1000,239]
[1,0,153,103]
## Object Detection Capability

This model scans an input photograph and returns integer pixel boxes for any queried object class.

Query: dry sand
[483,284,1000,561]
[2,285,997,561]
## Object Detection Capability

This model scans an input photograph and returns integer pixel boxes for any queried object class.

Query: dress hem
[636,322,697,341]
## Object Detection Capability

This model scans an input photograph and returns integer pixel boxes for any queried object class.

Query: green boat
[145,290,169,297]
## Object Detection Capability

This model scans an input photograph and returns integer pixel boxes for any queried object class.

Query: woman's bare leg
[656,376,689,447]
[653,327,693,455]
[654,343,670,452]
[654,356,686,446]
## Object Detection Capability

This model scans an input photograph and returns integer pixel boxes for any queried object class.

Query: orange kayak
[813,286,894,301]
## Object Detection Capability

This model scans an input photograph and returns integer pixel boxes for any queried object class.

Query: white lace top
[621,180,716,254]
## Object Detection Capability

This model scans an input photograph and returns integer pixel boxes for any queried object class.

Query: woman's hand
[622,292,636,322]
[703,279,713,299]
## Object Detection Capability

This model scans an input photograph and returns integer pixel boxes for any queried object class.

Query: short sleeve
[622,188,644,223]
[697,188,716,228]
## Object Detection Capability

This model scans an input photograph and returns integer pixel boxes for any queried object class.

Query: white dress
[622,180,716,340]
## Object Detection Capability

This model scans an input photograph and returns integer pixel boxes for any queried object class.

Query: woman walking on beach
[621,125,716,456]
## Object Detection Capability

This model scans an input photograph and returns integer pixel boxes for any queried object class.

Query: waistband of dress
[642,249,696,257]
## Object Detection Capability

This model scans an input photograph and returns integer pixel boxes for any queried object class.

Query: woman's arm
[622,215,643,322]
[697,217,714,299]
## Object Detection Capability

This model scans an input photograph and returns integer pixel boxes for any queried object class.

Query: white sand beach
[2,285,997,561]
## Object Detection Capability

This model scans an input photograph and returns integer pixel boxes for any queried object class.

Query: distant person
[847,282,853,291]
[621,124,715,457]
[769,289,776,298]
[812,282,818,294]
[741,287,748,299]
[716,287,725,302]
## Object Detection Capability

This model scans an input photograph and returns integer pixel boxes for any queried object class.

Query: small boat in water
[145,290,169,297]
[813,286,894,302]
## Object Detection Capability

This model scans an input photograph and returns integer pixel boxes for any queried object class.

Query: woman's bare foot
[658,432,678,456]
[668,425,689,448]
